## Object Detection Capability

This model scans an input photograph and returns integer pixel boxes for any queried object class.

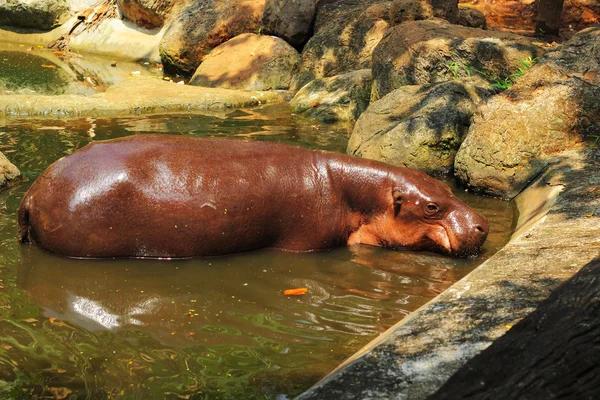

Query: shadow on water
[0,107,515,399]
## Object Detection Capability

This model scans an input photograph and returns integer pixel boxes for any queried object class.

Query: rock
[0,152,20,189]
[432,255,600,400]
[389,0,433,24]
[371,18,545,101]
[262,0,328,49]
[0,0,71,30]
[116,0,175,28]
[389,0,460,25]
[430,0,459,23]
[290,0,390,91]
[454,26,600,198]
[159,0,267,76]
[0,78,284,118]
[189,33,300,91]
[458,5,486,29]
[347,77,495,174]
[290,69,372,122]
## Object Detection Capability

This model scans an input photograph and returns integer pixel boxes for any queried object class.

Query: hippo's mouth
[448,232,486,258]
[452,245,484,258]
[428,226,484,258]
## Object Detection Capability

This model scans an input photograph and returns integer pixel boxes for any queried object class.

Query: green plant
[492,56,538,89]
[447,61,472,79]
[490,77,513,90]
[446,57,537,90]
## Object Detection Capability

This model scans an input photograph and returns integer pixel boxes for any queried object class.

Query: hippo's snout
[451,211,489,257]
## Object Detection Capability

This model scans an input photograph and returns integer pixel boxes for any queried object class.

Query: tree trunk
[429,256,600,400]
[535,0,565,35]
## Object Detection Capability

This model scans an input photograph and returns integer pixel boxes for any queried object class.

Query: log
[429,256,600,400]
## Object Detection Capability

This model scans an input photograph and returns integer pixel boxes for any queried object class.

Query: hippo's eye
[425,203,439,214]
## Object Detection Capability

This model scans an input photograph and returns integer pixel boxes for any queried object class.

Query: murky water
[0,107,515,398]
[0,42,165,96]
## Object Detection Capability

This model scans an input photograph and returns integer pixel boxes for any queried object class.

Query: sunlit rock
[0,151,20,189]
[189,33,300,91]
[455,26,600,198]
[159,0,267,76]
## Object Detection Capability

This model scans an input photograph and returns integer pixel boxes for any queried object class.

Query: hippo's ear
[392,188,403,215]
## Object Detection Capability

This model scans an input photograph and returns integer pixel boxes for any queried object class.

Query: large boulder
[455,26,600,198]
[290,69,372,122]
[116,0,175,28]
[0,152,20,189]
[159,0,267,76]
[290,0,391,91]
[189,33,300,91]
[0,0,71,30]
[262,0,334,49]
[348,76,495,174]
[371,18,545,101]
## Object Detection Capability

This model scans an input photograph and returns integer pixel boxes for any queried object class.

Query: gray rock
[371,18,545,101]
[190,33,300,91]
[0,0,71,30]
[0,151,20,189]
[458,5,486,29]
[290,69,372,122]
[262,0,329,49]
[455,26,600,199]
[116,0,175,28]
[290,0,390,91]
[348,76,495,174]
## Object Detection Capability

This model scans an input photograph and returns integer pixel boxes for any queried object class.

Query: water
[0,42,165,96]
[0,108,514,398]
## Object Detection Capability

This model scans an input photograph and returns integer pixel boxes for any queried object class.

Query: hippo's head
[352,170,489,257]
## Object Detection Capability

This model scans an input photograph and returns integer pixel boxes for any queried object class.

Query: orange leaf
[41,64,56,69]
[284,288,308,296]
[311,102,320,107]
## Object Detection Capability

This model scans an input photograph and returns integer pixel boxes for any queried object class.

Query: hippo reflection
[17,246,461,347]
[18,135,488,258]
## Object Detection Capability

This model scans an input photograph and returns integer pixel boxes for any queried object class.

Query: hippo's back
[18,135,326,258]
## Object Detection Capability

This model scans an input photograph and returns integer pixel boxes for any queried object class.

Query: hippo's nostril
[475,225,485,233]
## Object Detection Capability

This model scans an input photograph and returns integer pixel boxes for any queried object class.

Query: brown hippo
[18,135,488,258]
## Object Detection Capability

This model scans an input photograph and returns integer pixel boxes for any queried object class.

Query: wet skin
[18,135,489,258]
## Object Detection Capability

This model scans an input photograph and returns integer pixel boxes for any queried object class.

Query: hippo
[18,135,489,258]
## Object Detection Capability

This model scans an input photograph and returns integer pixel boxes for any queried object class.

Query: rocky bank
[0,0,599,198]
